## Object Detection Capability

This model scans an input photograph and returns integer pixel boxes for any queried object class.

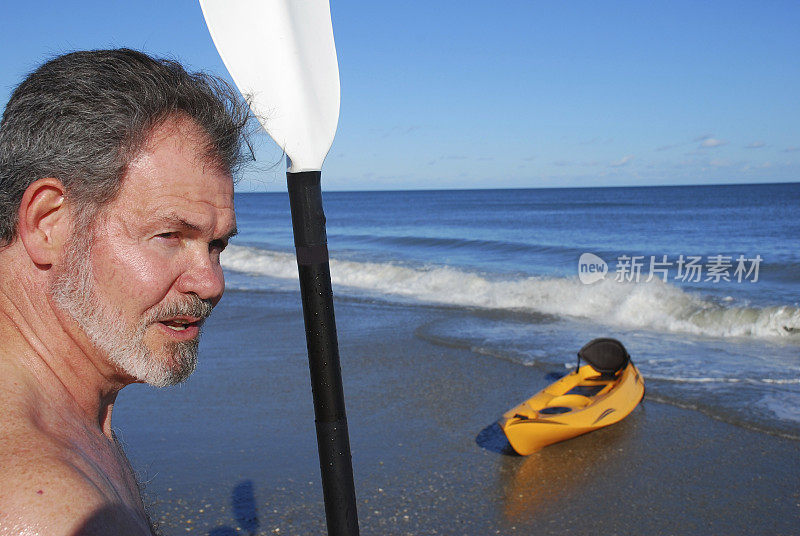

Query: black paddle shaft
[287,171,360,536]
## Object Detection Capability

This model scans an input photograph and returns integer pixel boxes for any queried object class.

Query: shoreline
[115,289,800,535]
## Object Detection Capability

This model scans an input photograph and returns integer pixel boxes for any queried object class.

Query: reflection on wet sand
[478,413,639,524]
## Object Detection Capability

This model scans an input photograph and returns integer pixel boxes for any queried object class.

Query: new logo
[578,253,608,284]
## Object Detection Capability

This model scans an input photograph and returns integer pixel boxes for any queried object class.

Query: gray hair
[0,48,253,247]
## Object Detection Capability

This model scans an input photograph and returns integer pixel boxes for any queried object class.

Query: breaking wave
[222,244,800,340]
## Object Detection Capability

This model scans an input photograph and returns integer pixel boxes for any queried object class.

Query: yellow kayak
[499,338,644,455]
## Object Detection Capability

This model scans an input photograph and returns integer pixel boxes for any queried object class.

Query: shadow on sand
[208,480,260,536]
[476,421,519,456]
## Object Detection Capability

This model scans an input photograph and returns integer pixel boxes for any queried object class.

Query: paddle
[198,2,359,534]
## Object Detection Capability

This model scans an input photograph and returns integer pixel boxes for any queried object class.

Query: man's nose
[177,251,225,303]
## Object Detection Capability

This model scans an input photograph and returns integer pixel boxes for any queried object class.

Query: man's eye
[157,232,180,240]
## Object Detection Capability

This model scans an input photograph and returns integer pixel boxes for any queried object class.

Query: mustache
[147,294,214,323]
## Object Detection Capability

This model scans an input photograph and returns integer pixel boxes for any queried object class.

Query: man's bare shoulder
[0,456,143,535]
[0,413,153,535]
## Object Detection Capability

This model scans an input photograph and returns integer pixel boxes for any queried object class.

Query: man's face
[51,117,237,387]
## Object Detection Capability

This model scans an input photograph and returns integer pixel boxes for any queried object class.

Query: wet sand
[115,289,800,535]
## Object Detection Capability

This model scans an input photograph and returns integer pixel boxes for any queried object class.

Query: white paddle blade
[200,0,340,172]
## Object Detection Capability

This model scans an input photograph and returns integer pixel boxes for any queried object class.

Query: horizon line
[235,179,800,194]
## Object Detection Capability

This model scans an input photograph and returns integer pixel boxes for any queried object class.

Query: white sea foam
[222,245,800,340]
[645,375,800,385]
[757,393,800,423]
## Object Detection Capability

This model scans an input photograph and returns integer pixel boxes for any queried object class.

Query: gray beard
[50,233,211,387]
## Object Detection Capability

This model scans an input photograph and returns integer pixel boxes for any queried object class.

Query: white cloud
[610,155,634,167]
[656,143,680,151]
[700,138,727,148]
[746,141,765,148]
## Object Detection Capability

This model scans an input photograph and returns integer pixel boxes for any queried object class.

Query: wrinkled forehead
[97,117,236,230]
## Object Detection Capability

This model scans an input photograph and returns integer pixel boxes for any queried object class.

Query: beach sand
[115,289,800,535]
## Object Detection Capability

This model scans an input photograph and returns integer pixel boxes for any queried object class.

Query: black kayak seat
[566,384,606,397]
[577,338,630,377]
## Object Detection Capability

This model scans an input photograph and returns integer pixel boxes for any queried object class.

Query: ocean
[221,182,800,439]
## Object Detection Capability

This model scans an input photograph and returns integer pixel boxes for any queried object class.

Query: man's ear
[18,178,70,266]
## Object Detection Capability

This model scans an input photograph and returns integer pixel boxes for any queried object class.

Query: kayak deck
[499,363,644,455]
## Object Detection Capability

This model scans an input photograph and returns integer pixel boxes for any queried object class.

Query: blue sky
[1,1,798,191]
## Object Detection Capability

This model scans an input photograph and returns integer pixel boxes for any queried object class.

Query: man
[0,49,251,534]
